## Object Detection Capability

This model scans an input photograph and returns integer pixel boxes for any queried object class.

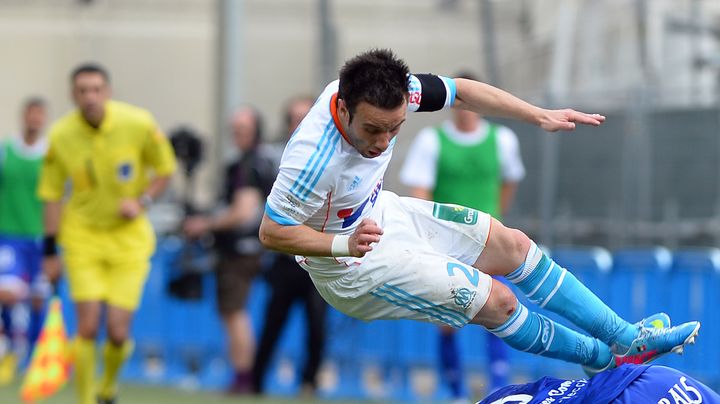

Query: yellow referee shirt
[38,100,177,229]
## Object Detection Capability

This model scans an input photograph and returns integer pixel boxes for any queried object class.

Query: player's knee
[77,323,99,340]
[0,290,22,305]
[107,326,130,346]
[493,283,518,318]
[492,223,530,262]
[508,228,531,261]
[471,281,518,328]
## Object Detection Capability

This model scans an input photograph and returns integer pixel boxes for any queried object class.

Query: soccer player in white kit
[260,49,700,374]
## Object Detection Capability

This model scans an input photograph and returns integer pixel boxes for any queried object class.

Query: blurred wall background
[2,0,720,246]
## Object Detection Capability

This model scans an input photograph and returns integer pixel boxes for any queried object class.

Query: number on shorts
[446,262,479,287]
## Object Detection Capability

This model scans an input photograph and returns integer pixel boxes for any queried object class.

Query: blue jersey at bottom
[478,364,720,404]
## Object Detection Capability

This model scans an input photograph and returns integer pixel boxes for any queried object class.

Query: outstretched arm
[453,78,605,132]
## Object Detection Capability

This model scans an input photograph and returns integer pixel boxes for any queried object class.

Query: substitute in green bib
[400,71,525,399]
[0,97,51,385]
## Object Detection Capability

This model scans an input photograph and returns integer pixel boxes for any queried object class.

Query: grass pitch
[0,382,372,404]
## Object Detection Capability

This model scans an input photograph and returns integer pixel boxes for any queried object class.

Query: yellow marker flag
[20,297,72,403]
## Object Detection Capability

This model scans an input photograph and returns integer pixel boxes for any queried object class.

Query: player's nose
[376,133,391,150]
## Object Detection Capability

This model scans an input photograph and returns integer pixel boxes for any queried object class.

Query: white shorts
[301,191,493,328]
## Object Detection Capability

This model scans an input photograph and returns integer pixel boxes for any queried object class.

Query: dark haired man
[252,96,327,396]
[183,105,275,394]
[259,49,700,376]
[39,63,177,404]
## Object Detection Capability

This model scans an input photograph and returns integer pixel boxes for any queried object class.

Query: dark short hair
[23,96,46,111]
[70,63,110,84]
[338,49,410,119]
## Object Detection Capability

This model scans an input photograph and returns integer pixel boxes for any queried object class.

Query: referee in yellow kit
[38,64,176,404]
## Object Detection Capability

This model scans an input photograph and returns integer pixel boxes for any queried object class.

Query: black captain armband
[43,235,58,257]
[414,74,449,112]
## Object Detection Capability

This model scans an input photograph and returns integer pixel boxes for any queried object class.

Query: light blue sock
[488,300,611,367]
[507,242,638,347]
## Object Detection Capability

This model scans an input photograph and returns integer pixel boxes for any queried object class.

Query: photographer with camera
[182,105,275,394]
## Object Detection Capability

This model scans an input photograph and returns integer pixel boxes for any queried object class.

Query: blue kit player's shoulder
[478,365,720,404]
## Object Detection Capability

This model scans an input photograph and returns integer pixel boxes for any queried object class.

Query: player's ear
[337,98,349,120]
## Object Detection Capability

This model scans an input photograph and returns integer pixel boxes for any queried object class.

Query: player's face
[72,72,110,126]
[23,104,46,134]
[340,99,406,159]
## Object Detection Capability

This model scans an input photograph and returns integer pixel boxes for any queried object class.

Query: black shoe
[97,395,116,404]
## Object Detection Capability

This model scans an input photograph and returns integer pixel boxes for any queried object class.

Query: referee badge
[117,162,133,182]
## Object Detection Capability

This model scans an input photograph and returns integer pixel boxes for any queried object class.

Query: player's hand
[538,109,605,132]
[183,216,211,238]
[119,198,143,219]
[349,218,384,257]
[42,256,62,283]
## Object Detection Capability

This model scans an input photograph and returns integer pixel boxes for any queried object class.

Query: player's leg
[474,218,699,366]
[470,278,614,368]
[99,254,152,403]
[301,274,326,396]
[251,279,294,393]
[27,241,49,356]
[100,305,134,403]
[0,239,34,384]
[486,330,509,391]
[97,218,155,403]
[438,326,466,400]
[74,301,103,404]
[390,197,615,367]
[0,305,17,386]
[217,253,260,394]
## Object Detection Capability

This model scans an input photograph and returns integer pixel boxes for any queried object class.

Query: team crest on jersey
[451,287,476,310]
[117,162,133,182]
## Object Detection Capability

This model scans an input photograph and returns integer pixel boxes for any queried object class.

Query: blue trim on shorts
[370,289,462,328]
[370,283,469,328]
[382,283,469,323]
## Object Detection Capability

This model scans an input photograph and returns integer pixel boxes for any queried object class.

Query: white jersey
[265,75,456,266]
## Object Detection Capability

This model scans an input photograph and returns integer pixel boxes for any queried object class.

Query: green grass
[0,382,373,404]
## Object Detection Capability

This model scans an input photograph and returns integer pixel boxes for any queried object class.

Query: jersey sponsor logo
[285,194,301,209]
[540,316,552,346]
[432,203,479,225]
[117,162,133,182]
[338,179,382,228]
[658,376,704,404]
[348,175,362,192]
